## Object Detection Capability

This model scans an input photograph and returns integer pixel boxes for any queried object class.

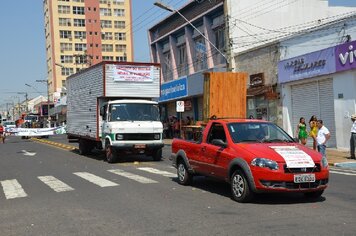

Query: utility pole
[36,79,50,127]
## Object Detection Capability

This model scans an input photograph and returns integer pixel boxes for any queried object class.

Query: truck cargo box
[66,62,161,140]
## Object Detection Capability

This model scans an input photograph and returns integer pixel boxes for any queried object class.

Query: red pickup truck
[171,118,329,202]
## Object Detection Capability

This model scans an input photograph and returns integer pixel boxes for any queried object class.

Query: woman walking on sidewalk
[349,114,356,159]
[296,117,308,145]
[309,115,318,150]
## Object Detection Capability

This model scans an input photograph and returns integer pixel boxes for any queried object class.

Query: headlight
[116,134,124,140]
[321,155,328,168]
[251,158,279,170]
[154,133,160,140]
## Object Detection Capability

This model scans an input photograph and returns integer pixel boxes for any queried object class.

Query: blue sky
[0,0,356,110]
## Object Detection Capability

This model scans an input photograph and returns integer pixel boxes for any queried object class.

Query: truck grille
[283,164,321,173]
[119,133,155,140]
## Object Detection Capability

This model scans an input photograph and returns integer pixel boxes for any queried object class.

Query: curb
[31,138,77,151]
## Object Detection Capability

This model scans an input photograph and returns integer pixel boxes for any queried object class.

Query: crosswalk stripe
[1,179,27,200]
[73,172,119,187]
[108,169,158,184]
[330,170,356,176]
[38,176,74,192]
[330,167,356,173]
[137,167,176,178]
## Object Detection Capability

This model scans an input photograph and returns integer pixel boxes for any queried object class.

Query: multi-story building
[149,0,226,121]
[43,0,133,100]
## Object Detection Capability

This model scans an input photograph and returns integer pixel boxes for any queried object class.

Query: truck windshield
[109,103,160,122]
[228,122,294,143]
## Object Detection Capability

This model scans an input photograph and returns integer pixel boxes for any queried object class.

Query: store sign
[249,73,264,87]
[159,77,188,102]
[278,47,335,83]
[335,40,356,72]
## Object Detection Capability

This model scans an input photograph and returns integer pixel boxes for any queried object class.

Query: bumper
[252,168,329,192]
[112,142,164,151]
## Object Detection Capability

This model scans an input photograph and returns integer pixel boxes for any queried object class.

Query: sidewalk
[163,139,356,166]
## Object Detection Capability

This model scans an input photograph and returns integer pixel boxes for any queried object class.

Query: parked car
[171,118,329,202]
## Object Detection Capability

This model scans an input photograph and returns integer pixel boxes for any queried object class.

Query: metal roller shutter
[318,79,336,147]
[291,78,335,147]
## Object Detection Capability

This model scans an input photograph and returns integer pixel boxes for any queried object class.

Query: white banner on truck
[111,65,154,82]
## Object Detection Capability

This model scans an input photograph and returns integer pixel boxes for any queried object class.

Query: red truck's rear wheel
[177,161,192,185]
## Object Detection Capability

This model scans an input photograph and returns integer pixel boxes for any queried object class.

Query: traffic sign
[176,101,185,112]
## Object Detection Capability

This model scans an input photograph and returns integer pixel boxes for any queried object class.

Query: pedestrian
[296,117,308,145]
[309,115,318,150]
[348,114,356,159]
[316,120,331,157]
[0,124,5,144]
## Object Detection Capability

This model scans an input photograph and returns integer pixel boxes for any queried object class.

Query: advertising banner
[110,65,154,82]
[159,77,188,102]
[7,126,66,137]
[335,40,356,72]
[278,47,336,83]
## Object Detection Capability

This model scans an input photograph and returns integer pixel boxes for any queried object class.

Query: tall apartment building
[43,0,133,99]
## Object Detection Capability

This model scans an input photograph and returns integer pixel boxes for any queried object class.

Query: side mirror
[212,139,227,148]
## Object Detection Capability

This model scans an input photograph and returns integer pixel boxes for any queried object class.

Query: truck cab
[99,99,164,163]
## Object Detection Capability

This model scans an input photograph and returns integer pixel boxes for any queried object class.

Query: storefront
[279,40,356,149]
[159,73,204,123]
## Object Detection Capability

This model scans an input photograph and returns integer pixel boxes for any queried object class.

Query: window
[115,44,126,52]
[115,32,126,40]
[103,56,114,61]
[102,32,113,40]
[214,27,225,64]
[194,37,207,71]
[75,55,87,64]
[61,80,66,88]
[73,19,85,27]
[114,21,125,29]
[113,0,124,5]
[59,18,71,26]
[100,0,109,3]
[73,0,84,2]
[102,44,113,52]
[100,8,112,16]
[74,43,87,51]
[208,123,226,144]
[58,0,70,2]
[73,6,85,15]
[60,43,72,51]
[58,5,70,14]
[59,30,72,39]
[177,44,187,77]
[74,31,86,39]
[100,20,112,28]
[60,55,73,63]
[116,56,127,62]
[61,67,74,76]
[114,9,125,17]
[162,52,172,82]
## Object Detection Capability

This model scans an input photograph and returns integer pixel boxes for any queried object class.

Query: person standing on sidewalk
[349,114,356,159]
[316,120,330,157]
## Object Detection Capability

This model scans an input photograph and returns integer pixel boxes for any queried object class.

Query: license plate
[134,144,146,149]
[294,174,315,183]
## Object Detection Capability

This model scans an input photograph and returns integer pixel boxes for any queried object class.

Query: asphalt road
[0,135,356,236]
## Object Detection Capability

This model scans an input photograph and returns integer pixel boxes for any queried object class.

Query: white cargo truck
[66,62,164,163]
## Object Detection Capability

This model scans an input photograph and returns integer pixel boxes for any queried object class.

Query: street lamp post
[154,1,229,69]
[36,79,50,127]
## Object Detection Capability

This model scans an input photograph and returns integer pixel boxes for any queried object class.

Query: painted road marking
[137,167,176,178]
[329,170,356,176]
[73,172,119,187]
[330,167,356,173]
[108,169,158,184]
[1,179,28,200]
[38,176,74,192]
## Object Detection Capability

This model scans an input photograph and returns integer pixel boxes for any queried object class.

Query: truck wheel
[177,161,192,185]
[152,148,162,161]
[304,190,324,199]
[105,142,117,163]
[231,170,253,203]
[79,139,90,155]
